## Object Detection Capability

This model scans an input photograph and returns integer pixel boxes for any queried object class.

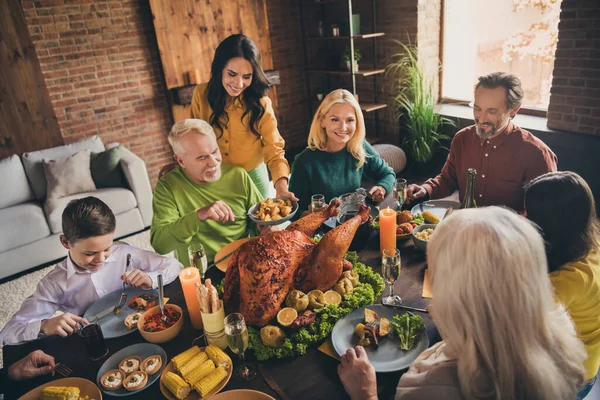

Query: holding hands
[368,186,386,203]
[337,346,378,400]
[40,313,88,338]
[8,350,56,381]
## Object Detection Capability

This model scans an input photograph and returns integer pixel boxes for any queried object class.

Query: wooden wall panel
[0,0,63,158]
[149,0,276,122]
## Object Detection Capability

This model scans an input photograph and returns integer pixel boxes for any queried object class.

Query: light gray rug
[0,230,155,368]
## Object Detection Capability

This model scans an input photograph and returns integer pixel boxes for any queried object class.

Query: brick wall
[417,0,442,103]
[547,0,600,135]
[21,0,174,187]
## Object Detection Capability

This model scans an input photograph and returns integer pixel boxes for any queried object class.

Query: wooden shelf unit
[308,32,385,40]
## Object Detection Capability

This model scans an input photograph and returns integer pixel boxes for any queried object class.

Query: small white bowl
[412,224,437,252]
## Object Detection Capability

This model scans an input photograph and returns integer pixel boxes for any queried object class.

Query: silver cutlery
[158,274,170,324]
[114,253,131,315]
[54,363,73,377]
[381,301,429,314]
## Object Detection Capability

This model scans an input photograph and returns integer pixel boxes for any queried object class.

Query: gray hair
[475,72,524,110]
[168,119,216,156]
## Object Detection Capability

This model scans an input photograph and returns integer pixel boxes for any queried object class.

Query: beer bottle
[460,168,477,209]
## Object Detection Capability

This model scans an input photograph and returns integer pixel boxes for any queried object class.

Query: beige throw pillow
[43,151,97,200]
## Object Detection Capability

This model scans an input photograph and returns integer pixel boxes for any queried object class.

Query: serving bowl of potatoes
[248,197,299,226]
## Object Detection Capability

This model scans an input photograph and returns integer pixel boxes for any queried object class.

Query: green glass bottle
[460,168,477,209]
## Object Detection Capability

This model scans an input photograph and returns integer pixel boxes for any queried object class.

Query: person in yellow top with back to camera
[190,33,296,201]
[524,171,600,400]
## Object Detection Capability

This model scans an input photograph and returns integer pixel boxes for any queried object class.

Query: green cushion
[90,146,126,188]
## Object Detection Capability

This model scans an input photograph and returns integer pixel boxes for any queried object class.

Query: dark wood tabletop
[2,216,437,400]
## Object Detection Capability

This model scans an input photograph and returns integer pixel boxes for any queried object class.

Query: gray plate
[331,304,429,372]
[411,200,461,221]
[247,198,298,226]
[96,343,166,397]
[83,287,158,339]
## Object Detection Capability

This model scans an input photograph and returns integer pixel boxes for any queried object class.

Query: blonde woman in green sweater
[289,89,395,214]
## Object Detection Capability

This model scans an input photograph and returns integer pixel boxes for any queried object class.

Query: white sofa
[0,136,153,280]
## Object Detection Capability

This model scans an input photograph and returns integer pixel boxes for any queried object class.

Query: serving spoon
[158,274,170,324]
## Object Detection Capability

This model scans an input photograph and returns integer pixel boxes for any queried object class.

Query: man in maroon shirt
[406,72,557,211]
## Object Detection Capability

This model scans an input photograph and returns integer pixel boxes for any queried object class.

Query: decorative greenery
[386,40,455,164]
[245,251,384,361]
[342,47,362,62]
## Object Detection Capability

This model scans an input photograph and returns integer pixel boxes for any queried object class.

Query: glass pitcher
[336,188,371,251]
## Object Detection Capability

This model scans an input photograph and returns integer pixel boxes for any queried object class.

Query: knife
[381,302,429,314]
[258,364,290,400]
[90,306,116,320]
[211,248,237,268]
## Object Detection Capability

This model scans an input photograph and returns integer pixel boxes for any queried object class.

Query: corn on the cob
[40,386,80,400]
[178,352,209,377]
[193,366,227,397]
[163,371,191,400]
[422,210,440,224]
[206,344,231,368]
[183,358,215,386]
[172,346,201,372]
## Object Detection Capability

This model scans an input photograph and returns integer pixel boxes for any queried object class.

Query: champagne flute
[310,194,326,213]
[394,178,407,210]
[381,247,402,306]
[188,243,208,278]
[224,313,256,381]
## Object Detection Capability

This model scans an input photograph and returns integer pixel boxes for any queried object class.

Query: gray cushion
[0,155,35,209]
[43,151,97,199]
[22,135,105,200]
[372,144,407,174]
[0,202,51,253]
[44,187,138,233]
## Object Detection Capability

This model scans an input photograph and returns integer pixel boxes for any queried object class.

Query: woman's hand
[337,346,378,400]
[8,350,55,381]
[275,178,299,201]
[368,186,386,203]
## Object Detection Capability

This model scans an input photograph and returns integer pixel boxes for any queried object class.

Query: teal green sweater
[289,142,396,213]
[150,164,262,264]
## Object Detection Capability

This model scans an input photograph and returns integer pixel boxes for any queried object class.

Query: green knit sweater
[289,142,396,213]
[150,164,262,264]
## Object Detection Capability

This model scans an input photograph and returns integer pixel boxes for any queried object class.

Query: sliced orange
[323,290,342,305]
[276,307,298,327]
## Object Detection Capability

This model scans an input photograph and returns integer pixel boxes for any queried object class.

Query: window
[441,0,562,112]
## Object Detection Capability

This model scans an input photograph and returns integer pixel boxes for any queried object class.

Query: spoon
[158,274,170,324]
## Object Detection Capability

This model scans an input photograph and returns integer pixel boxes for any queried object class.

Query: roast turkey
[224,200,370,327]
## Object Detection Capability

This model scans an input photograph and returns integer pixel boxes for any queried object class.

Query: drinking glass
[310,194,326,213]
[188,243,208,278]
[224,313,256,381]
[394,178,407,209]
[78,316,108,360]
[381,247,402,306]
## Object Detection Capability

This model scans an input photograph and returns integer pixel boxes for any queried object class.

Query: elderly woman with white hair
[338,207,587,400]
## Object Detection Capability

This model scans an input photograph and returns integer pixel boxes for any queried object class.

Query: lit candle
[179,267,203,329]
[380,207,397,254]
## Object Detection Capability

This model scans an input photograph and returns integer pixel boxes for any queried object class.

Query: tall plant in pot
[386,40,454,169]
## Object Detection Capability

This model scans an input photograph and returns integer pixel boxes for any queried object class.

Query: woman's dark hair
[524,171,600,272]
[207,34,270,139]
[62,196,116,243]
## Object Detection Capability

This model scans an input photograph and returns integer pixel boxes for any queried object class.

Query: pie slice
[123,371,148,391]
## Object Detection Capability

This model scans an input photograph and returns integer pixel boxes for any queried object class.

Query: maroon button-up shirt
[421,122,557,211]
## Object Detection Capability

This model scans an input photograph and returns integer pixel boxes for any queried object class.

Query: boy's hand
[8,350,55,381]
[121,269,152,289]
[40,313,88,337]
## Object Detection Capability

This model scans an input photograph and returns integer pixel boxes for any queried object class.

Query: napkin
[422,269,432,298]
[318,337,341,361]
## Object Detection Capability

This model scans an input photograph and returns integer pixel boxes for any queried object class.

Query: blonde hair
[428,207,586,400]
[168,119,216,156]
[307,89,367,169]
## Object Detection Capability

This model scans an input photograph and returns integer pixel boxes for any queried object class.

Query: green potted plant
[386,40,455,170]
[342,47,361,71]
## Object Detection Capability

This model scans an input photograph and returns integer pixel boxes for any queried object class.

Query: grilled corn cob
[183,358,215,386]
[40,386,80,400]
[163,371,191,400]
[172,346,201,372]
[422,210,440,224]
[193,366,228,397]
[178,352,209,377]
[206,344,232,368]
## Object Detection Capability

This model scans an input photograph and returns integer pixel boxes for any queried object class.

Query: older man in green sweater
[151,119,263,265]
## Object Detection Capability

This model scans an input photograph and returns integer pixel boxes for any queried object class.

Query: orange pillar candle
[179,267,203,329]
[380,207,397,254]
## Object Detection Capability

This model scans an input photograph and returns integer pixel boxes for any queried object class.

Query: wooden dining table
[2,214,437,400]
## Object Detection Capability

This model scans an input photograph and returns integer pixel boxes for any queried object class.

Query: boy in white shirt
[0,196,183,345]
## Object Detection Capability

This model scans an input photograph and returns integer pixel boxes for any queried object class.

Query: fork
[114,254,131,315]
[54,363,73,377]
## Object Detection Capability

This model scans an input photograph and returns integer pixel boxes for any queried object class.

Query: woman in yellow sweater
[190,34,295,200]
[525,171,600,399]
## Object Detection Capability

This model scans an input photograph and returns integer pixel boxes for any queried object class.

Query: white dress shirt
[0,244,183,345]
